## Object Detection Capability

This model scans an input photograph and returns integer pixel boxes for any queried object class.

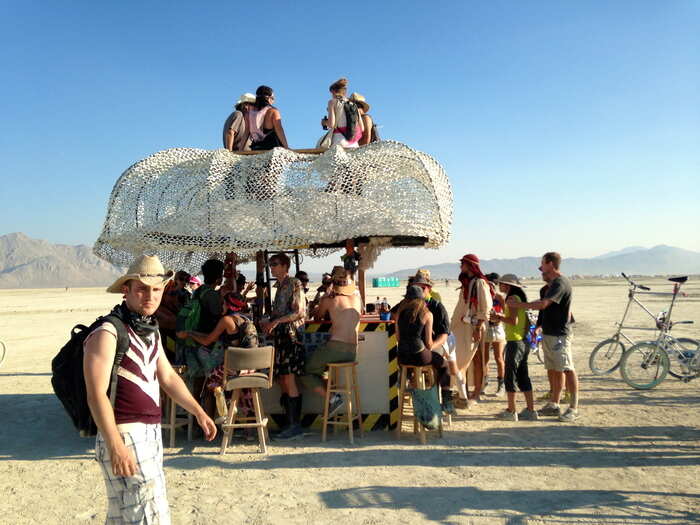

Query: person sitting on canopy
[247,85,289,150]
[323,77,364,149]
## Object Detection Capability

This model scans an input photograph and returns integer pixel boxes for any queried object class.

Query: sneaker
[537,403,561,417]
[454,397,468,410]
[497,409,518,421]
[327,394,345,418]
[558,407,579,422]
[480,378,489,395]
[441,396,456,416]
[273,424,304,441]
[518,408,539,421]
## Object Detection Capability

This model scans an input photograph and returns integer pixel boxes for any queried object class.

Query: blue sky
[1,1,698,273]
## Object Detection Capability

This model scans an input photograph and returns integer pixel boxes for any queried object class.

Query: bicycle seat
[668,276,688,283]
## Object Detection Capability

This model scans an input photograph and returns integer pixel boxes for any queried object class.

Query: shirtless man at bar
[301,266,361,416]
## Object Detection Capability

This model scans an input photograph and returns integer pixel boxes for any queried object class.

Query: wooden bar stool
[220,346,275,454]
[161,365,193,448]
[395,364,443,444]
[321,362,363,444]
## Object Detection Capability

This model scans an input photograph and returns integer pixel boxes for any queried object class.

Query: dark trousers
[504,340,532,393]
[398,348,450,390]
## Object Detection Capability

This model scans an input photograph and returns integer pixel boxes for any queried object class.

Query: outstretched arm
[188,316,232,347]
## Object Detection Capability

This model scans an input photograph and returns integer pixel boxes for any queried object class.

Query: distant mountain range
[0,232,123,289]
[385,245,700,279]
[1,233,699,288]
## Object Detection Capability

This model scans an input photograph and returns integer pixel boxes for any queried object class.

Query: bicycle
[619,276,700,389]
[0,340,6,367]
[589,273,694,376]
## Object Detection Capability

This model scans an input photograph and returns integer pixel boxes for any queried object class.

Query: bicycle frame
[610,286,670,345]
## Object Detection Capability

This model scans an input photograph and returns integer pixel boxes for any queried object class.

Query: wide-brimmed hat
[414,269,434,286]
[330,265,356,296]
[498,273,526,288]
[350,92,370,112]
[235,92,256,109]
[405,285,424,300]
[107,255,174,293]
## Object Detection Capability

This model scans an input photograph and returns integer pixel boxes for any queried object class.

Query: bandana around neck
[112,302,159,342]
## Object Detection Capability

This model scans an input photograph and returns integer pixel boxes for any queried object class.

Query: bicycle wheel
[589,338,625,375]
[668,338,700,380]
[0,340,5,367]
[619,342,670,390]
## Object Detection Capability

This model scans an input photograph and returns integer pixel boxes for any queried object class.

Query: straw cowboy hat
[107,255,174,293]
[350,92,370,112]
[498,273,527,288]
[235,92,256,109]
[414,269,434,286]
[331,265,357,296]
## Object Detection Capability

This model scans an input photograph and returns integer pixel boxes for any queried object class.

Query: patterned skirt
[272,322,305,376]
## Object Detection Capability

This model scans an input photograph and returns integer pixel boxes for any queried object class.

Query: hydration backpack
[342,100,360,141]
[51,312,129,437]
[175,285,211,347]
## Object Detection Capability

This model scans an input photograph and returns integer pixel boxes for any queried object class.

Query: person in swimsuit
[324,78,364,148]
[247,85,289,150]
[183,293,259,424]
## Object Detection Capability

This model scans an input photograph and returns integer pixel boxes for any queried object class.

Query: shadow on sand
[319,485,700,524]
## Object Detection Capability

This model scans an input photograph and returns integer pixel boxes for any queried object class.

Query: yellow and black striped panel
[268,322,398,431]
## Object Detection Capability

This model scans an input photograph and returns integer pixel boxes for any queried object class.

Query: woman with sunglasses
[260,253,307,440]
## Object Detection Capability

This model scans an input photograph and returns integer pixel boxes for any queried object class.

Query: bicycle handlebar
[622,272,650,291]
[672,320,694,326]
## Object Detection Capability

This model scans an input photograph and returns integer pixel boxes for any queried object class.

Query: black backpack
[343,100,360,141]
[51,311,130,437]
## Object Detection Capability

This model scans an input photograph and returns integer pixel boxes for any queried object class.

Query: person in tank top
[247,85,289,150]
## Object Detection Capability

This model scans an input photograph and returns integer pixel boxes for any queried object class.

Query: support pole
[358,268,366,308]
[255,251,266,320]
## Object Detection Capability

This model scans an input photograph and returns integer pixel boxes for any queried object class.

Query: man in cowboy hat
[84,255,216,524]
[302,266,362,417]
[411,270,455,413]
[223,92,255,151]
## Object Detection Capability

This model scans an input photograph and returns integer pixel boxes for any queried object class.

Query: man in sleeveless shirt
[84,255,216,524]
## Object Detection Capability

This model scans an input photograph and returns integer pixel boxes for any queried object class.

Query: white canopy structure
[94,141,452,273]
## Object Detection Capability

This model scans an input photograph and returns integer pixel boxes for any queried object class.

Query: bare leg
[506,391,516,413]
[482,342,491,386]
[279,374,299,397]
[493,341,505,379]
[523,390,535,411]
[471,347,484,400]
[550,370,564,405]
[564,370,579,409]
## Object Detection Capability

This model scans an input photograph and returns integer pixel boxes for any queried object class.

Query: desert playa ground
[1,278,699,524]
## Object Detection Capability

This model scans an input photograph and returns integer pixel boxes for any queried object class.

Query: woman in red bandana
[450,254,493,407]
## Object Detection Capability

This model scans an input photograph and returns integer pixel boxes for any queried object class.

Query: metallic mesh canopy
[94,141,453,273]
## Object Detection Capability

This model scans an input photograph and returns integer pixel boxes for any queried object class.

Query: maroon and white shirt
[85,322,162,424]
